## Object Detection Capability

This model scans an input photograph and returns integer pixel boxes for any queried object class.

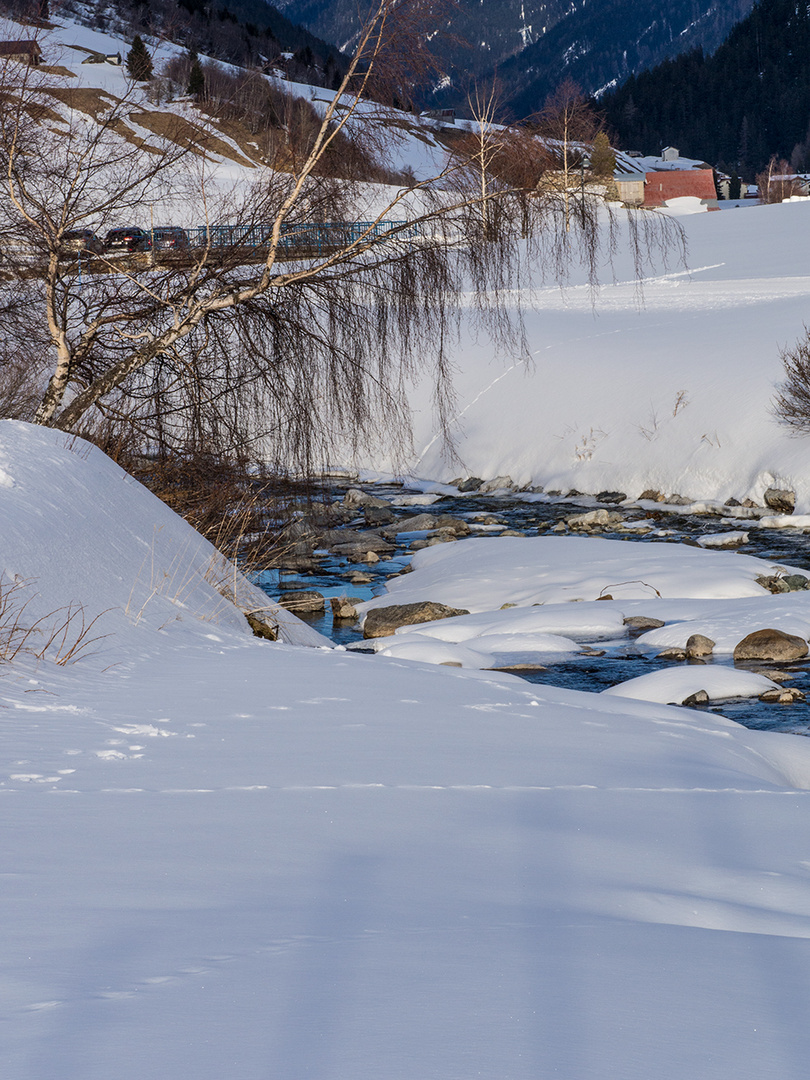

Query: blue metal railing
[184,220,419,253]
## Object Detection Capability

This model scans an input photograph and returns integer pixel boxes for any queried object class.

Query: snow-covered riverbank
[353,197,810,513]
[6,422,810,1078]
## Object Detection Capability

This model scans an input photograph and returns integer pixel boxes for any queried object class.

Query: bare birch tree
[0,1,684,472]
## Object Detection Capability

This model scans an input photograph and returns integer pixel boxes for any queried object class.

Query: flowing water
[255,484,810,736]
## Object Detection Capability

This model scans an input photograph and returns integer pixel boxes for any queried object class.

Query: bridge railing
[185,220,419,253]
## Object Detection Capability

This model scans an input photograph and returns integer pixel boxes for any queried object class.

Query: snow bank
[0,420,327,649]
[353,535,810,670]
[6,420,810,1079]
[602,666,779,703]
[359,535,799,613]
[345,199,810,511]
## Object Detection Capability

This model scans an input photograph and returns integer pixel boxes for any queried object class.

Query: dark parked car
[104,227,151,253]
[62,229,104,255]
[150,226,189,250]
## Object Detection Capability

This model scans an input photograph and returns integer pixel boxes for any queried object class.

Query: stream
[255,483,810,736]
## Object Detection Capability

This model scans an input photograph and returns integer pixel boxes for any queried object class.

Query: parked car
[62,229,104,255]
[150,226,189,250]
[103,227,151,253]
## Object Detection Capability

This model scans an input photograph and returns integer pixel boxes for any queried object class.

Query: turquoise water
[254,485,810,735]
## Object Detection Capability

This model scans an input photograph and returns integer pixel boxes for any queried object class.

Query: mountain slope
[268,0,755,113]
[499,0,754,116]
[600,0,810,176]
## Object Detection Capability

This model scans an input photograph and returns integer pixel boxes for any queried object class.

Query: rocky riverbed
[255,476,810,735]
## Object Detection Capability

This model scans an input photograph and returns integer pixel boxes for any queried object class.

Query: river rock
[697,532,749,549]
[733,628,809,663]
[457,477,483,492]
[384,513,470,537]
[347,549,381,564]
[346,570,374,584]
[596,490,626,504]
[479,475,514,493]
[760,669,795,683]
[756,575,791,594]
[657,648,686,661]
[686,634,715,658]
[363,601,470,639]
[278,590,325,614]
[491,662,548,673]
[565,509,624,531]
[624,616,666,632]
[763,487,795,514]
[364,505,396,527]
[638,489,666,502]
[343,488,392,511]
[319,528,395,557]
[410,531,458,550]
[330,596,362,620]
[682,689,710,707]
[783,574,810,591]
[245,611,278,640]
[759,687,806,703]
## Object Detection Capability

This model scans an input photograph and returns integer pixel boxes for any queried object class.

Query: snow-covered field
[361,195,810,512]
[6,421,810,1079]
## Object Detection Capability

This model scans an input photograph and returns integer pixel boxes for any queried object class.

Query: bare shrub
[774,329,810,432]
[0,573,110,668]
[757,156,805,204]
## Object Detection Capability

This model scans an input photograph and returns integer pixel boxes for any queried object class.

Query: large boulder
[624,616,665,633]
[364,505,396,527]
[479,475,514,493]
[733,628,808,663]
[763,487,795,514]
[686,634,715,658]
[384,513,470,537]
[330,596,362,621]
[318,528,396,557]
[566,509,623,530]
[363,601,470,639]
[277,590,325,615]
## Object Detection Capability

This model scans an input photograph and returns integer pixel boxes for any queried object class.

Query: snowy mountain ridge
[267,0,756,112]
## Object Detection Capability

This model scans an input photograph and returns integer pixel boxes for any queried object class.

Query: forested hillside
[270,0,756,115]
[601,0,810,178]
[497,0,754,119]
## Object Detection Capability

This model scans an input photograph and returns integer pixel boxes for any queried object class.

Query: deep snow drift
[6,425,810,1079]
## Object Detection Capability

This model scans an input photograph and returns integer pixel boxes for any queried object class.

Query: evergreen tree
[589,131,616,177]
[126,35,153,82]
[187,51,205,100]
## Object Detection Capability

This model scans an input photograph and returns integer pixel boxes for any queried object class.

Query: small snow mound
[602,666,779,704]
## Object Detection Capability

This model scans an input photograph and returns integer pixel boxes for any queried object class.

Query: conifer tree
[126,36,153,82]
[187,52,205,100]
[589,131,616,178]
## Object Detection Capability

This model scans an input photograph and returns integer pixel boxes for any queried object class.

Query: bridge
[184,219,420,257]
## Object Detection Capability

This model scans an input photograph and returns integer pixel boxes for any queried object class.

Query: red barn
[644,168,718,208]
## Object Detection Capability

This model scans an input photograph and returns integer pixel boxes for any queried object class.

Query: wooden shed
[0,40,43,66]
